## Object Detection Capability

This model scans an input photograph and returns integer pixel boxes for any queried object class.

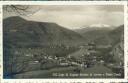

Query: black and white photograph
[3,4,125,79]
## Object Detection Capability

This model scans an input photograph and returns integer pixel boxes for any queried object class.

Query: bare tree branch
[3,5,40,16]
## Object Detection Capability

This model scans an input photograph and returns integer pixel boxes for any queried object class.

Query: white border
[0,1,128,83]
[0,2,2,83]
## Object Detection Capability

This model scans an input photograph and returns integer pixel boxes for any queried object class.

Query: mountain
[105,25,124,65]
[94,25,124,45]
[3,16,85,48]
[74,24,123,45]
[74,24,114,42]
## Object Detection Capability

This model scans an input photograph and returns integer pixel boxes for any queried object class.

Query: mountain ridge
[94,25,124,45]
[3,16,85,48]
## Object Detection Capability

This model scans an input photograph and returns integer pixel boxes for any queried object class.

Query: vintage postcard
[0,1,128,83]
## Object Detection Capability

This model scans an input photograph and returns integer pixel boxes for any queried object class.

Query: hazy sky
[4,5,124,29]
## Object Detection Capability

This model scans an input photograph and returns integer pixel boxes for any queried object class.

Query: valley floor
[4,43,124,78]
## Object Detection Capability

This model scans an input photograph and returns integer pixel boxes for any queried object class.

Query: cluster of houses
[12,42,107,72]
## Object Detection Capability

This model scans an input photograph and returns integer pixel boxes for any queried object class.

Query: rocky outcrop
[111,34,124,65]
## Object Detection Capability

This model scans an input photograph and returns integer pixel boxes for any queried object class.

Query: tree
[3,5,39,16]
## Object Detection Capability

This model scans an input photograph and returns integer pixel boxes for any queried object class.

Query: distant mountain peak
[89,23,111,28]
